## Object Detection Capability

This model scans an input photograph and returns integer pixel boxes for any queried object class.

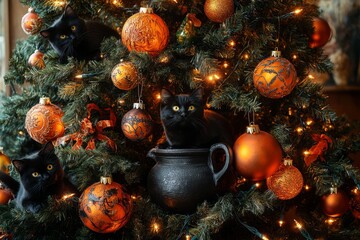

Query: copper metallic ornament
[111,62,138,90]
[79,177,132,233]
[0,186,13,205]
[253,50,298,99]
[233,124,282,181]
[21,8,42,35]
[204,0,234,23]
[121,102,153,141]
[0,147,11,174]
[350,192,360,219]
[121,7,169,56]
[25,97,65,144]
[266,158,304,200]
[309,17,332,48]
[28,50,45,69]
[322,188,350,217]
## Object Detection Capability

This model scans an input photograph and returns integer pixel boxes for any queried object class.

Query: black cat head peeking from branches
[40,5,119,63]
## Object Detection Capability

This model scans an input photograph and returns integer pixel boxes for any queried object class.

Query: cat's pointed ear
[191,88,203,100]
[161,89,173,102]
[12,160,25,173]
[64,5,76,16]
[41,142,55,155]
[40,28,52,39]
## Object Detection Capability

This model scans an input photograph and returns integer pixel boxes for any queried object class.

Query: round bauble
[0,147,11,174]
[350,192,360,219]
[111,62,138,90]
[121,102,153,141]
[234,124,282,181]
[0,188,13,205]
[28,50,45,69]
[204,0,234,23]
[79,177,132,233]
[21,8,42,35]
[309,17,332,48]
[122,7,169,56]
[25,97,65,144]
[322,188,350,217]
[253,50,298,99]
[266,158,303,200]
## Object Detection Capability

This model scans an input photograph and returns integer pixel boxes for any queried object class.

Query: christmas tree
[1,0,360,239]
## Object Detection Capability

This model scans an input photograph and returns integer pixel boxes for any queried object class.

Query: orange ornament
[122,7,169,56]
[204,0,234,23]
[0,147,11,174]
[79,177,132,233]
[309,17,332,48]
[253,50,298,99]
[266,158,303,200]
[322,188,350,217]
[111,62,138,90]
[28,50,45,69]
[0,187,13,205]
[25,97,65,144]
[233,124,282,181]
[121,102,153,141]
[350,191,360,219]
[21,8,42,35]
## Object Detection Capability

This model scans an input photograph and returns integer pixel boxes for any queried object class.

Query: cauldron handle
[147,148,157,162]
[208,143,232,186]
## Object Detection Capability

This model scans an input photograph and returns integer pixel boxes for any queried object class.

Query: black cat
[160,88,234,148]
[0,143,76,213]
[40,5,119,63]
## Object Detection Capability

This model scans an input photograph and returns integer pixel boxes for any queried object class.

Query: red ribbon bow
[304,134,332,166]
[57,104,117,151]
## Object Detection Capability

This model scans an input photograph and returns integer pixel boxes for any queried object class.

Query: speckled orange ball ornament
[253,50,298,99]
[266,158,303,200]
[79,177,133,233]
[21,8,42,35]
[322,187,350,217]
[309,17,332,48]
[121,102,153,141]
[111,62,138,90]
[204,0,234,23]
[0,147,11,174]
[28,50,45,69]
[233,124,282,181]
[122,7,169,56]
[25,97,65,144]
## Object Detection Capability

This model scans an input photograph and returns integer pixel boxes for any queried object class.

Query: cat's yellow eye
[71,25,77,31]
[173,106,180,112]
[60,34,67,39]
[188,105,195,111]
[32,172,39,177]
[47,164,53,171]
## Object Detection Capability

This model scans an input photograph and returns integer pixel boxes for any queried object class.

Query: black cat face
[160,89,204,126]
[12,143,61,193]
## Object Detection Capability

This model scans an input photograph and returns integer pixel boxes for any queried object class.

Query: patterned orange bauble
[79,177,132,233]
[0,147,11,174]
[266,159,303,200]
[322,188,350,217]
[233,124,282,181]
[122,7,169,56]
[111,62,138,90]
[309,17,332,48]
[0,187,13,205]
[25,97,65,144]
[253,51,297,99]
[121,102,153,141]
[28,50,45,69]
[21,8,42,35]
[204,0,234,23]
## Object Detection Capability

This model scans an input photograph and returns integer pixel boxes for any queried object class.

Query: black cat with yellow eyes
[40,5,119,63]
[0,142,76,213]
[160,88,234,148]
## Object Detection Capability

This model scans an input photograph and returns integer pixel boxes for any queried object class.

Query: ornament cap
[246,124,260,134]
[283,157,293,166]
[0,146,3,154]
[133,102,145,110]
[330,187,338,194]
[100,176,113,185]
[28,7,35,13]
[271,50,282,57]
[39,97,51,105]
[139,7,153,14]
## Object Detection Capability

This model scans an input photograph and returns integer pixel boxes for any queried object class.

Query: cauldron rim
[150,147,210,155]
